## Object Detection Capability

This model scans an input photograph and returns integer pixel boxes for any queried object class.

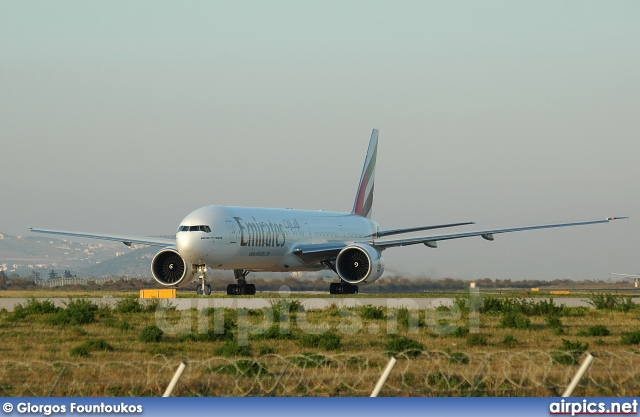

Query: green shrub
[502,334,519,347]
[104,318,132,331]
[588,293,635,312]
[298,332,341,351]
[501,313,531,330]
[115,298,142,314]
[360,305,385,320]
[214,341,251,357]
[447,351,470,365]
[139,325,163,343]
[553,339,589,365]
[545,315,563,329]
[578,325,610,337]
[383,335,424,358]
[621,330,640,345]
[251,324,295,341]
[83,339,114,351]
[451,326,470,338]
[291,353,330,368]
[70,345,90,357]
[258,345,275,355]
[9,299,59,321]
[391,307,425,329]
[466,334,488,347]
[270,299,303,317]
[69,339,114,357]
[45,299,97,326]
[209,360,269,377]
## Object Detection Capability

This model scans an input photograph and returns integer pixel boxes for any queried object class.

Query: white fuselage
[175,205,378,272]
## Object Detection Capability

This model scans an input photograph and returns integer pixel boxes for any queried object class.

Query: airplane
[30,129,627,296]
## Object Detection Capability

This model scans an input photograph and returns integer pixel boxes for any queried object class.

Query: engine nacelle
[335,243,385,285]
[151,248,194,288]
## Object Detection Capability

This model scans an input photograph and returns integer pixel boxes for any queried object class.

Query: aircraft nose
[176,231,204,264]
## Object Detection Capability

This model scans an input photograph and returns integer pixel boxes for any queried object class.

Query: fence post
[370,356,397,397]
[562,352,594,397]
[162,362,187,397]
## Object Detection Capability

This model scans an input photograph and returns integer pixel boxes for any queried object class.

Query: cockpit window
[179,225,211,233]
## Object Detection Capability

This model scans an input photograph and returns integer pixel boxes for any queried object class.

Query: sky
[1,1,638,281]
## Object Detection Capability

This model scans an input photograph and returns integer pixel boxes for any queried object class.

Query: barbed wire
[1,350,639,397]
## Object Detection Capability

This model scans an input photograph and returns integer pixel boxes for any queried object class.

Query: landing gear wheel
[204,284,212,296]
[329,282,358,295]
[227,284,237,295]
[244,284,256,295]
[196,286,203,295]
[227,269,256,296]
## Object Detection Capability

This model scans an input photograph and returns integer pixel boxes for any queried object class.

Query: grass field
[1,292,640,396]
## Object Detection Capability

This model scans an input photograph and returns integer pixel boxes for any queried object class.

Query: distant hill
[80,246,158,277]
[0,233,156,277]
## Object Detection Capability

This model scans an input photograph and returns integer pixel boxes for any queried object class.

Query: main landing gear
[329,282,358,295]
[195,265,212,296]
[227,269,256,295]
[322,261,358,295]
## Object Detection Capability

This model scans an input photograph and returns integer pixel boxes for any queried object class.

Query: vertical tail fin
[352,129,378,219]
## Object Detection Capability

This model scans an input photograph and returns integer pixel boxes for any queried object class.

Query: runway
[1,297,639,312]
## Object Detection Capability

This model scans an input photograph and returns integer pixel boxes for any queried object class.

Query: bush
[251,324,295,341]
[502,334,519,347]
[210,360,269,377]
[451,326,470,338]
[70,339,114,357]
[70,345,91,357]
[298,332,341,351]
[447,351,470,365]
[214,341,251,357]
[46,299,97,326]
[270,299,303,317]
[501,313,531,330]
[115,298,142,314]
[621,330,640,345]
[588,293,635,312]
[104,318,132,331]
[553,339,589,365]
[383,335,424,358]
[139,325,163,343]
[360,305,385,320]
[466,334,488,347]
[545,315,563,329]
[291,353,330,368]
[9,298,59,321]
[578,325,610,337]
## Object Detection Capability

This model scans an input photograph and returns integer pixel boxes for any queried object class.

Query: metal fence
[1,350,639,397]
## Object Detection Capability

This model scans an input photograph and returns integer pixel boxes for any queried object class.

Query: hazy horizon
[1,1,638,281]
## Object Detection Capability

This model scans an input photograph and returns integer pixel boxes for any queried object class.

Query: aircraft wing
[373,217,627,250]
[291,217,626,264]
[292,243,346,264]
[376,221,474,238]
[29,227,175,247]
[610,273,640,278]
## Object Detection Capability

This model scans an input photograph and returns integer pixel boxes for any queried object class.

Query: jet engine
[151,248,195,287]
[335,243,385,285]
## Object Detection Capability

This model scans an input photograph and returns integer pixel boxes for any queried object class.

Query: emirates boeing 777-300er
[30,130,626,295]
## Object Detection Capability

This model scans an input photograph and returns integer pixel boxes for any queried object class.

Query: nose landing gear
[227,269,256,295]
[195,265,211,296]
